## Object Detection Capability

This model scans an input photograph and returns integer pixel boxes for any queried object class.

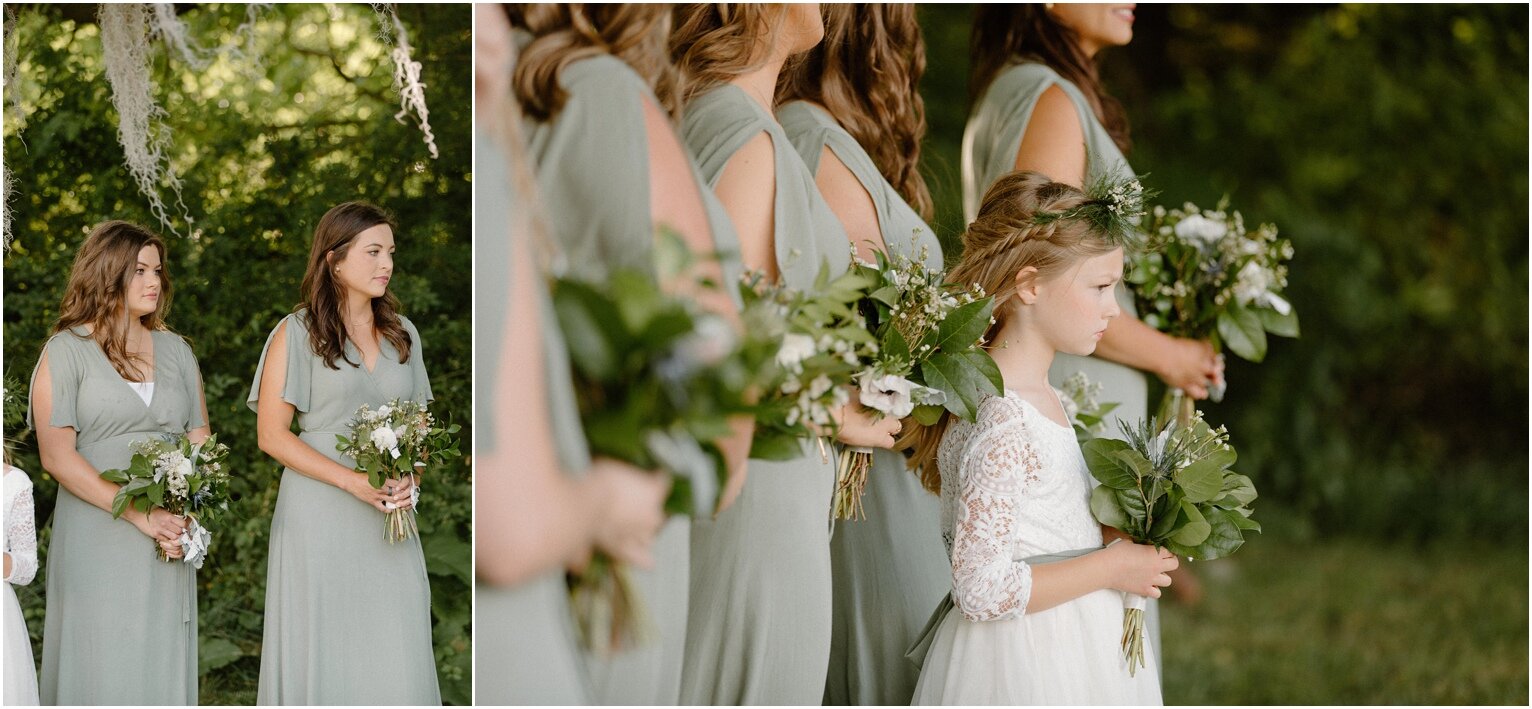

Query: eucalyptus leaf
[1260,306,1301,338]
[1218,303,1268,362]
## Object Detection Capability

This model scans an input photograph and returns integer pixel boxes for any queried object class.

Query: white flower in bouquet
[180,520,212,570]
[1233,262,1292,315]
[676,316,737,369]
[858,373,916,419]
[1173,213,1227,245]
[370,426,401,458]
[775,333,816,372]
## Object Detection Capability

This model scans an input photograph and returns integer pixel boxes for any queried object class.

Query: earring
[1045,2,1055,9]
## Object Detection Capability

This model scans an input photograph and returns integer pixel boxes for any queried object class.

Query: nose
[380,252,394,274]
[1105,297,1121,320]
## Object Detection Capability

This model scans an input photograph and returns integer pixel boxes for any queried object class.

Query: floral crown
[1032,171,1156,250]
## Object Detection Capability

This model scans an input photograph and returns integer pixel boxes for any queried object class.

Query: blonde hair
[776,4,933,219]
[53,221,172,381]
[901,171,1123,493]
[508,4,681,120]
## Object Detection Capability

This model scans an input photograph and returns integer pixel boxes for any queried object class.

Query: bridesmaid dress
[473,121,594,706]
[248,311,440,705]
[962,58,1161,672]
[776,100,952,706]
[521,53,743,706]
[28,328,204,705]
[676,84,851,706]
[4,465,39,706]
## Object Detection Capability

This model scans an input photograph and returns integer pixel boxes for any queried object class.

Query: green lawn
[1161,516,1528,704]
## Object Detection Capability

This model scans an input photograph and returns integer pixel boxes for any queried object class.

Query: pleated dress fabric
[248,311,440,705]
[776,100,953,706]
[521,54,744,705]
[28,328,204,705]
[675,84,851,706]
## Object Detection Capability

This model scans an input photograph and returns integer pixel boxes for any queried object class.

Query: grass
[1160,510,1528,704]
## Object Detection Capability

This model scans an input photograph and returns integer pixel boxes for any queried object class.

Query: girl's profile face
[126,244,163,319]
[1048,3,1136,55]
[332,224,396,301]
[1031,247,1124,356]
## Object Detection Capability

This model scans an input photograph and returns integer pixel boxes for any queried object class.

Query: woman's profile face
[331,224,396,302]
[1048,3,1136,56]
[126,244,163,319]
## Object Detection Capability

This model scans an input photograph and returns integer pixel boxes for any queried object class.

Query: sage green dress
[676,84,851,706]
[522,54,743,706]
[962,58,1161,674]
[474,124,594,706]
[28,328,204,706]
[248,311,440,705]
[777,100,953,706]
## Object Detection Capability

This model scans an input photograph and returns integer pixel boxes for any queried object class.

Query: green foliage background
[2,5,472,704]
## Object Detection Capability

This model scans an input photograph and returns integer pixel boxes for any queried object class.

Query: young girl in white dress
[907,171,1179,705]
[4,461,39,706]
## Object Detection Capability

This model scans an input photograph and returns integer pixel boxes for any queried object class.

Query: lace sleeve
[950,401,1040,622]
[5,484,37,586]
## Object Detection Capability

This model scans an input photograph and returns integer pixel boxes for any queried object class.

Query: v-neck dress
[247,310,440,705]
[676,84,851,706]
[27,327,205,705]
[777,100,954,706]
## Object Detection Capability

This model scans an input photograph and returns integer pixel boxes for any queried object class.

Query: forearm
[476,446,600,586]
[258,426,366,495]
[1025,550,1117,614]
[1093,311,1172,377]
[42,447,128,515]
[3,553,10,580]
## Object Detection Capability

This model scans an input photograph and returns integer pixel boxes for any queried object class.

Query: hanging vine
[372,4,438,159]
[99,3,192,234]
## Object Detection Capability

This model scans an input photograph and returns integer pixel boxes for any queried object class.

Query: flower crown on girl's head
[1031,170,1156,250]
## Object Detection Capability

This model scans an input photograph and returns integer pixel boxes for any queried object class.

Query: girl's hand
[383,476,417,511]
[133,507,188,544]
[1104,540,1180,598]
[1155,337,1223,400]
[833,400,903,450]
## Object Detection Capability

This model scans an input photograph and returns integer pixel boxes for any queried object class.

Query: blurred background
[918,4,1527,703]
[1,4,472,704]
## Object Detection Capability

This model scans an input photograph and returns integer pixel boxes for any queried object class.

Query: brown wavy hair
[670,4,781,104]
[297,202,413,370]
[777,4,933,220]
[969,4,1131,154]
[507,4,682,121]
[899,172,1122,494]
[53,221,172,381]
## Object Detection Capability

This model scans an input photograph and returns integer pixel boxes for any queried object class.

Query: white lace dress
[910,391,1161,705]
[4,466,39,706]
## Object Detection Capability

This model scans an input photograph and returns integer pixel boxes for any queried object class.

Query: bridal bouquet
[1083,414,1260,676]
[1130,199,1299,414]
[831,243,1001,520]
[554,230,772,654]
[100,433,233,568]
[336,399,462,543]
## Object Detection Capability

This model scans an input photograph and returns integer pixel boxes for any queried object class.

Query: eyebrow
[136,261,160,268]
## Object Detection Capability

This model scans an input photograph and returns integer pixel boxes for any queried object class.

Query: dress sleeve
[950,399,1040,622]
[27,334,80,431]
[403,317,433,405]
[247,314,311,414]
[5,475,37,586]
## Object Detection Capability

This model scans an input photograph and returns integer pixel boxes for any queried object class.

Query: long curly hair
[507,4,681,120]
[669,4,781,104]
[776,4,933,220]
[969,4,1132,154]
[53,220,172,381]
[297,202,413,370]
[901,172,1123,494]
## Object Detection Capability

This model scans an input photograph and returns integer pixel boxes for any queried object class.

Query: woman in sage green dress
[508,4,749,704]
[28,221,207,705]
[775,5,952,704]
[249,202,439,705]
[472,12,668,703]
[964,3,1227,673]
[669,5,902,704]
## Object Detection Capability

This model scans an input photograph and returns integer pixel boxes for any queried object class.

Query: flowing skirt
[4,581,39,706]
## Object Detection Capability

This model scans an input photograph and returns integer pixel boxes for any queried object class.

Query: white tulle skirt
[911,587,1161,705]
[4,581,39,706]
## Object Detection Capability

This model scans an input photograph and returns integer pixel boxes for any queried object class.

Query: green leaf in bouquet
[1259,306,1301,339]
[882,326,911,363]
[935,299,993,355]
[1217,303,1268,362]
[749,429,804,461]
[100,467,130,484]
[1182,506,1246,561]
[553,279,624,380]
[911,404,945,426]
[868,285,900,307]
[1168,499,1211,547]
[111,490,132,519]
[1215,472,1259,508]
[133,496,153,515]
[922,352,992,422]
[1115,487,1149,537]
[446,423,463,435]
[1082,438,1136,489]
[666,476,694,517]
[1148,494,1181,540]
[962,350,1004,398]
[1111,450,1154,484]
[1173,449,1232,504]
[1090,484,1129,530]
[1230,511,1262,533]
[611,271,668,334]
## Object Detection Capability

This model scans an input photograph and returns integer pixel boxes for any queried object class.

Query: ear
[1013,266,1042,305]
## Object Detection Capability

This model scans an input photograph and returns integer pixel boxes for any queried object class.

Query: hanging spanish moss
[99,3,191,235]
[372,4,439,159]
[3,6,22,251]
